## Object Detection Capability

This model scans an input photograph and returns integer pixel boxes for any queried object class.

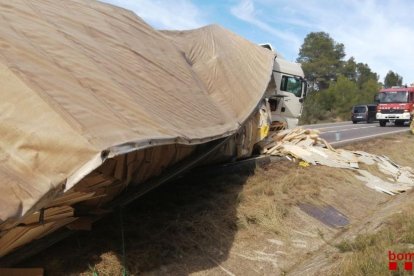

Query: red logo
[388,250,414,271]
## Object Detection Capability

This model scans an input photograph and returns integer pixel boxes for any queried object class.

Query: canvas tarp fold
[0,0,274,224]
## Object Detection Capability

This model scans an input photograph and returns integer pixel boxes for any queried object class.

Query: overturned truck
[0,0,306,263]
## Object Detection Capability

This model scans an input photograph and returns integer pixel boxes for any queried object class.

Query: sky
[101,0,414,84]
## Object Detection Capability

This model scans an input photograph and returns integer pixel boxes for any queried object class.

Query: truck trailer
[0,0,305,262]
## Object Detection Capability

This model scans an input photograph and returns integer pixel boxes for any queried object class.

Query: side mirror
[302,80,308,98]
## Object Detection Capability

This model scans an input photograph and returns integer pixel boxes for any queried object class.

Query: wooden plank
[75,174,108,190]
[98,158,117,176]
[22,206,74,225]
[45,191,95,207]
[114,155,126,180]
[0,218,76,257]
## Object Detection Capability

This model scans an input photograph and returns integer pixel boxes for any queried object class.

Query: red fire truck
[376,86,414,127]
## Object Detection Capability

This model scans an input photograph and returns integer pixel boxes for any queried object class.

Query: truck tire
[352,121,357,124]
[395,120,404,126]
[379,120,386,127]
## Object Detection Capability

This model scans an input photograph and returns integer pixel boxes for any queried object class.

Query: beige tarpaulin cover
[0,0,273,224]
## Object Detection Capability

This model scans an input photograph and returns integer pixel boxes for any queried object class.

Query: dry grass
[317,133,414,276]
[22,132,414,275]
[235,162,358,236]
[24,159,354,275]
[236,162,310,235]
[333,206,414,276]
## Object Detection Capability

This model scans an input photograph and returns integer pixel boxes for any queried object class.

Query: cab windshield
[353,106,366,113]
[281,75,302,97]
[378,91,408,103]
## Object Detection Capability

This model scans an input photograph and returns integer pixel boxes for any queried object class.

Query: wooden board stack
[261,128,334,156]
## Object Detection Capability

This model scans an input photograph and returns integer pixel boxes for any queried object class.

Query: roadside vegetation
[329,133,414,275]
[26,161,330,275]
[25,133,414,275]
[297,32,404,124]
[334,209,414,276]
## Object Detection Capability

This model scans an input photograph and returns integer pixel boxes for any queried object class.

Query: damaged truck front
[0,0,305,264]
[260,44,307,130]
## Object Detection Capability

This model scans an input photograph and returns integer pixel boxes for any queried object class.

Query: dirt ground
[21,132,414,275]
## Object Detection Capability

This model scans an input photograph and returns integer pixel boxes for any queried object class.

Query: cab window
[353,106,366,113]
[281,76,302,97]
[378,91,408,103]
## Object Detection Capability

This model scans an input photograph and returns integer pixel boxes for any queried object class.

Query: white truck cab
[260,44,307,129]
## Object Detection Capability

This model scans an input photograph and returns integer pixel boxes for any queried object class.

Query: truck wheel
[379,120,386,127]
[352,121,357,124]
[395,121,404,126]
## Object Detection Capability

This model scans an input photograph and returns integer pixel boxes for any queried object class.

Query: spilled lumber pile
[262,128,414,195]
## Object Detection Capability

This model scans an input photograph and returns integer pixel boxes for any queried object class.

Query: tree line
[297,32,404,124]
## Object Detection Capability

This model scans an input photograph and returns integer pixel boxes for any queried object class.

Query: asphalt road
[301,121,410,146]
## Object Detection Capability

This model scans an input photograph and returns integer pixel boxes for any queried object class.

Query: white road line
[312,123,366,131]
[301,121,351,128]
[321,125,377,133]
[330,129,409,145]
[316,125,350,130]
